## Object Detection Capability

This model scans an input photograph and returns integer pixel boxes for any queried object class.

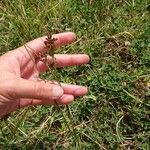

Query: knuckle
[33,83,44,98]
[33,82,51,99]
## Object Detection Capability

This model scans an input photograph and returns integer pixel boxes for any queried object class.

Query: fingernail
[75,87,88,96]
[52,86,64,98]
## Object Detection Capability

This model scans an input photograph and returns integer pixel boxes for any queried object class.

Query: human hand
[0,32,89,117]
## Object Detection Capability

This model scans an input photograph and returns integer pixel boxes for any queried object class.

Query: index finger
[17,32,76,59]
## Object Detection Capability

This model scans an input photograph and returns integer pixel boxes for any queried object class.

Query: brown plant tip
[44,32,58,50]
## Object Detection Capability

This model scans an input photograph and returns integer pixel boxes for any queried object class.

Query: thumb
[12,79,64,100]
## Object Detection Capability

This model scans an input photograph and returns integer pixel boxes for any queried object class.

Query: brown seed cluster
[44,33,57,51]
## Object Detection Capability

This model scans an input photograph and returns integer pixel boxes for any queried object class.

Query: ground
[0,0,150,149]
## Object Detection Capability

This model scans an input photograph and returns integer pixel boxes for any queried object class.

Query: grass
[0,0,150,149]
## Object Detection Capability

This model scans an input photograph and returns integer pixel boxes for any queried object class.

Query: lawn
[0,0,150,149]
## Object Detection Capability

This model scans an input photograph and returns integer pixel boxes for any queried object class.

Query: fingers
[13,78,87,100]
[20,94,74,108]
[61,84,88,96]
[32,81,88,97]
[17,32,76,60]
[13,79,64,100]
[34,94,74,105]
[19,84,87,107]
[36,54,90,72]
[55,54,90,67]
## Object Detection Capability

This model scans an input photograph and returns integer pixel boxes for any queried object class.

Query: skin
[0,32,90,117]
